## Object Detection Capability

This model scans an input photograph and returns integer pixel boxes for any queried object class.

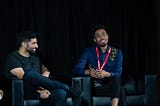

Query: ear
[93,38,96,43]
[21,42,26,47]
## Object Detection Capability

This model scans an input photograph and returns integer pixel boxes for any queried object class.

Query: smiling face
[93,28,109,47]
[24,38,38,53]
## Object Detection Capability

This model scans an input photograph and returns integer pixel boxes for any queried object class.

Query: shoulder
[111,47,122,53]
[81,47,95,55]
[6,51,18,59]
[110,47,123,57]
[84,46,95,52]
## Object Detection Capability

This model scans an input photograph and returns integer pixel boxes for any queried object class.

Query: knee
[57,89,67,98]
[120,86,126,95]
[51,89,67,99]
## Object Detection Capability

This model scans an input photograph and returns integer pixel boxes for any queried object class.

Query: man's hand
[85,67,111,78]
[0,90,3,96]
[85,69,99,78]
[41,65,50,77]
[0,90,4,100]
[90,69,99,78]
[37,87,51,99]
[96,70,111,78]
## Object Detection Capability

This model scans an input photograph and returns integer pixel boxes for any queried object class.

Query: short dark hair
[16,31,38,48]
[90,25,109,37]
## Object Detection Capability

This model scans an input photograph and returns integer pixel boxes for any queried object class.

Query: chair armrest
[145,75,158,106]
[72,77,83,91]
[12,79,24,106]
[72,77,92,106]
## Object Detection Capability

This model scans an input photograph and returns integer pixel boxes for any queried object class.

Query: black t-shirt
[5,51,42,99]
[5,51,41,78]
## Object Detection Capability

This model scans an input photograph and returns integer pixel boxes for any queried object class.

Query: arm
[41,65,50,77]
[96,49,123,78]
[85,65,100,78]
[10,68,24,79]
[6,53,51,99]
[72,48,89,76]
[85,65,110,78]
[9,64,50,80]
[73,48,103,78]
[10,64,52,98]
[88,49,123,79]
[38,65,51,99]
[110,49,123,77]
[5,53,25,79]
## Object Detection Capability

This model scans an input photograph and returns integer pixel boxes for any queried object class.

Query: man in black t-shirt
[5,31,80,106]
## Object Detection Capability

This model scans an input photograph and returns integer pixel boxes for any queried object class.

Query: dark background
[0,0,159,84]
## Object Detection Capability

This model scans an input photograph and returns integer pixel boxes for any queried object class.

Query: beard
[25,43,37,55]
[100,44,107,47]
[26,48,37,54]
[101,38,108,47]
[98,41,108,47]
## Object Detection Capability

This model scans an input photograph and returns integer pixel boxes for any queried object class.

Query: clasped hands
[37,87,51,99]
[89,69,111,78]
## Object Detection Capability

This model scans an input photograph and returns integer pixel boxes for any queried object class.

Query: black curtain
[0,0,157,84]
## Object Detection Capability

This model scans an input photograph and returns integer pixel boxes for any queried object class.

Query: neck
[100,45,108,53]
[18,47,30,57]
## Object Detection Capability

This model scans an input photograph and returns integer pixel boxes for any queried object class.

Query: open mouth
[100,40,106,43]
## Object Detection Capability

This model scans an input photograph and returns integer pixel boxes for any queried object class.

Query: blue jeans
[23,70,69,90]
[22,70,68,106]
[39,89,67,106]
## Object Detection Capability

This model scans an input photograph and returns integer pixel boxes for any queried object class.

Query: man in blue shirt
[73,25,126,106]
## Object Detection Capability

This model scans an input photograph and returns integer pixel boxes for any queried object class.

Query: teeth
[101,40,105,43]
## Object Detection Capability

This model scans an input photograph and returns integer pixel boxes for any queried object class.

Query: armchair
[2,74,158,106]
[72,75,159,106]
[11,78,82,106]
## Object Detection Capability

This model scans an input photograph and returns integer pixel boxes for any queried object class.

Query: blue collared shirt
[72,46,123,77]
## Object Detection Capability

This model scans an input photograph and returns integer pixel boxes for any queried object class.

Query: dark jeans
[22,70,68,106]
[39,89,67,106]
[93,77,121,98]
[119,86,127,106]
[23,70,69,90]
[93,77,127,106]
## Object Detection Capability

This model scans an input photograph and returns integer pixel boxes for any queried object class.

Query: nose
[100,35,105,39]
[35,44,38,48]
[101,34,108,39]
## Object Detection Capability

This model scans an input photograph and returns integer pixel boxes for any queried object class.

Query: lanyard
[96,47,112,70]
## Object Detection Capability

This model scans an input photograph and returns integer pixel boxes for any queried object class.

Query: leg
[39,99,52,106]
[109,77,121,106]
[22,70,69,91]
[118,86,127,106]
[23,71,81,105]
[50,89,68,106]
[39,89,67,106]
[111,98,119,106]
[71,88,82,106]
